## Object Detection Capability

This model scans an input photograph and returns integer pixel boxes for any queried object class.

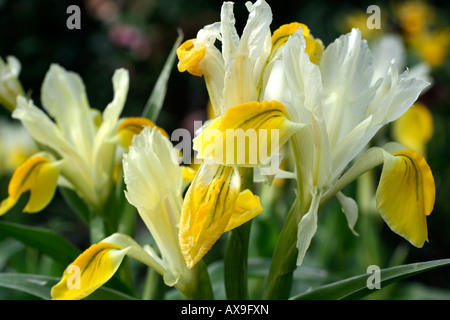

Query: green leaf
[0,273,135,300]
[291,258,450,300]
[0,273,56,299]
[0,221,81,266]
[141,30,183,122]
[59,186,90,225]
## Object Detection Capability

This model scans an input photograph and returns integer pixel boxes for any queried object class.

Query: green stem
[142,267,166,300]
[178,260,214,300]
[224,220,252,299]
[262,197,301,300]
[224,167,253,300]
[263,135,312,300]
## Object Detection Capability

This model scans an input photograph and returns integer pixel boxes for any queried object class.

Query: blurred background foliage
[0,0,449,299]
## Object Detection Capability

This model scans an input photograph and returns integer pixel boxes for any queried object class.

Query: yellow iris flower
[264,26,435,264]
[0,64,158,216]
[52,127,207,299]
[176,0,323,268]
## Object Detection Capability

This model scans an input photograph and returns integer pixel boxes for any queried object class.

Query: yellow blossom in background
[411,28,450,68]
[394,0,433,40]
[392,102,433,156]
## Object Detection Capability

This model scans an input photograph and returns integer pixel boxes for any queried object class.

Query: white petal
[320,29,380,151]
[371,34,406,79]
[92,69,129,179]
[283,28,323,118]
[12,96,71,156]
[124,127,182,212]
[41,64,96,157]
[336,191,359,236]
[222,0,272,109]
[296,189,321,266]
[220,2,239,65]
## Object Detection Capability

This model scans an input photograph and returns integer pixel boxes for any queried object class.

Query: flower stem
[262,197,301,300]
[224,220,252,299]
[179,260,214,300]
[224,167,253,300]
[142,267,166,300]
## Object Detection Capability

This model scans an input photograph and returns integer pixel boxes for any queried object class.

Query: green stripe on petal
[376,149,435,247]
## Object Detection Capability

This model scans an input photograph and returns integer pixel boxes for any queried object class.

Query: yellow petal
[177,39,206,77]
[193,100,300,166]
[224,189,263,232]
[271,22,324,64]
[51,242,127,300]
[179,164,240,268]
[376,149,435,247]
[0,154,60,215]
[392,102,433,156]
[116,117,169,150]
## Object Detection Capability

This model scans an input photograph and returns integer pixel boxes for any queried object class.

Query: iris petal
[376,149,435,247]
[0,154,60,215]
[193,100,300,166]
[224,189,263,232]
[179,163,241,268]
[51,242,127,300]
